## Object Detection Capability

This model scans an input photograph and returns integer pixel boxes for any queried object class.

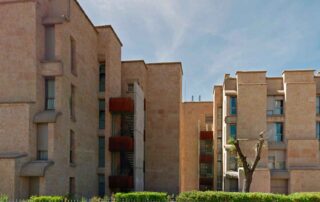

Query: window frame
[45,78,55,110]
[229,96,237,115]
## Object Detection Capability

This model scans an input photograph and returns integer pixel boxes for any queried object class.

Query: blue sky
[78,0,320,101]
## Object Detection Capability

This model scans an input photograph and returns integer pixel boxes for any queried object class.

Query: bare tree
[231,131,265,192]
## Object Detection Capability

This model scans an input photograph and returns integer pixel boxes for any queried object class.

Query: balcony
[109,97,134,113]
[200,131,213,140]
[109,176,133,189]
[200,154,213,163]
[109,136,134,152]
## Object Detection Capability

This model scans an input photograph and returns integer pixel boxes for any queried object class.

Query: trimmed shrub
[114,192,169,202]
[176,191,320,202]
[0,194,8,202]
[28,196,64,202]
[290,192,320,202]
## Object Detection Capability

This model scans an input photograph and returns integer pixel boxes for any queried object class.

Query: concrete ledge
[268,142,287,150]
[271,170,289,179]
[0,152,27,159]
[20,161,54,177]
[225,171,238,178]
[34,111,62,123]
[289,166,320,170]
[225,90,237,96]
[41,61,63,77]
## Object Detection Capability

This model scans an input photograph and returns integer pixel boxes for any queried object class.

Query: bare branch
[251,132,265,171]
[234,139,250,173]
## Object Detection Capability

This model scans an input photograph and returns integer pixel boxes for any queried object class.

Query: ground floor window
[98,174,105,197]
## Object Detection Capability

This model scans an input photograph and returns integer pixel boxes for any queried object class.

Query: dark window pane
[230,97,237,115]
[99,64,105,92]
[98,174,105,197]
[230,124,237,139]
[98,137,105,167]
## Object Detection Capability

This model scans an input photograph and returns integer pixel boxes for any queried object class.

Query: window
[37,124,48,160]
[44,25,55,61]
[99,99,105,129]
[70,130,75,164]
[98,137,105,168]
[230,96,237,115]
[99,64,105,92]
[274,100,284,115]
[127,83,134,92]
[70,36,77,76]
[98,174,105,197]
[275,123,283,142]
[317,122,320,140]
[229,124,237,140]
[317,96,320,115]
[45,78,55,110]
[70,85,76,120]
[69,177,75,196]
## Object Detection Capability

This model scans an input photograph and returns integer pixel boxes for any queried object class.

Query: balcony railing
[109,97,134,113]
[200,131,213,140]
[267,108,283,116]
[268,161,286,170]
[109,176,133,189]
[109,136,134,152]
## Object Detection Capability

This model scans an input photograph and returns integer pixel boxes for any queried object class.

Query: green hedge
[28,196,64,202]
[176,191,320,202]
[114,192,169,202]
[0,194,8,202]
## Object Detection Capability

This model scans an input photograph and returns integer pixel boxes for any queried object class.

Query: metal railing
[267,108,283,116]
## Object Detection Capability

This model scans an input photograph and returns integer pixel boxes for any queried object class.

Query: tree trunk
[243,172,253,192]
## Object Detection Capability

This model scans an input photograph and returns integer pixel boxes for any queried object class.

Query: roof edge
[147,62,183,75]
[96,25,123,46]
[75,0,98,34]
[122,60,148,70]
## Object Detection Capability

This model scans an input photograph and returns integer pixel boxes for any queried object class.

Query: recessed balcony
[109,97,134,113]
[109,136,134,152]
[200,154,213,163]
[199,177,213,186]
[200,131,213,140]
[109,176,133,189]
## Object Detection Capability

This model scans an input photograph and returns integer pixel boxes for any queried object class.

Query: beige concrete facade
[213,70,320,194]
[0,0,182,199]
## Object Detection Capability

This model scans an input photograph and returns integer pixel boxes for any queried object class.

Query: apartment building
[180,102,214,192]
[213,70,320,194]
[0,0,182,200]
[2,0,320,200]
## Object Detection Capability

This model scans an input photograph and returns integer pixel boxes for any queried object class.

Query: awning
[33,111,61,123]
[20,161,54,177]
